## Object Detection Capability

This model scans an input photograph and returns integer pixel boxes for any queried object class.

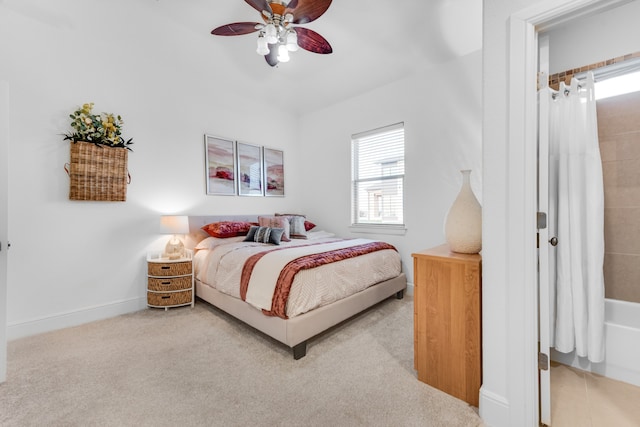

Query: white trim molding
[479,386,510,426]
[506,8,539,427]
[7,297,146,341]
[348,225,407,236]
[0,81,9,383]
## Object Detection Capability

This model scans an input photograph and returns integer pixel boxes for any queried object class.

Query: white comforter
[194,236,401,318]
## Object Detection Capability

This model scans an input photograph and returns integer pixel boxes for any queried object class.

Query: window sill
[348,225,407,236]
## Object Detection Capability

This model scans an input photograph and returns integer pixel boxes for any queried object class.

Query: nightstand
[147,249,194,310]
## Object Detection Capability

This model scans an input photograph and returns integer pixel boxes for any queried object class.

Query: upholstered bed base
[195,273,407,359]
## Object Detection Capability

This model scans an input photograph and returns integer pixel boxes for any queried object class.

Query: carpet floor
[0,295,483,426]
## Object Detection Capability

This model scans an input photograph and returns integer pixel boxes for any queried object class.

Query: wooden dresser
[412,244,482,407]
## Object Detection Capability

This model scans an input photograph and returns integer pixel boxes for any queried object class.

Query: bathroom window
[350,122,405,231]
[595,70,640,100]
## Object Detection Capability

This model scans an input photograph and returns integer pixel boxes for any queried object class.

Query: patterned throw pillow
[201,221,255,238]
[244,226,284,245]
[258,216,290,241]
[275,213,311,238]
[274,215,306,239]
[288,215,308,238]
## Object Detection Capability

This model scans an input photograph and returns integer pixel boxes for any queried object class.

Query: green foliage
[63,103,134,151]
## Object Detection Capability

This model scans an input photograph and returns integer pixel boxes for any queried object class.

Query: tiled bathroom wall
[598,90,640,303]
[547,52,640,91]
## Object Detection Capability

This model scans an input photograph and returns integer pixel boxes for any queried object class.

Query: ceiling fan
[211,0,333,67]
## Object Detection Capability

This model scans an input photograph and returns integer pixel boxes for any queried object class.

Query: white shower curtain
[547,72,605,363]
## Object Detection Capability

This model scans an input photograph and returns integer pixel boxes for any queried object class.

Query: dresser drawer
[148,276,192,292]
[148,261,191,277]
[147,290,193,307]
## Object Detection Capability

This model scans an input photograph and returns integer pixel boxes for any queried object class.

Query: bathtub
[551,298,640,387]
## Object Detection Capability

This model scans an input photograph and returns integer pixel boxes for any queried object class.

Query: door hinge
[537,212,547,230]
[537,71,548,91]
[538,352,549,371]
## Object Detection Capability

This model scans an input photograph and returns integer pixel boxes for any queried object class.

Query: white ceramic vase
[445,169,482,254]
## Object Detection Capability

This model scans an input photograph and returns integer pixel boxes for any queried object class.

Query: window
[595,70,640,100]
[351,122,405,228]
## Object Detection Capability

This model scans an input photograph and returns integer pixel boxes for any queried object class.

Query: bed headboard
[185,215,267,249]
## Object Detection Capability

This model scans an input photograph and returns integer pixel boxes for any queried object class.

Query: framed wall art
[236,141,263,196]
[263,147,284,197]
[204,135,236,195]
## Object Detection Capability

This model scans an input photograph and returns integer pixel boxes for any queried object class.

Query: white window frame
[349,122,406,235]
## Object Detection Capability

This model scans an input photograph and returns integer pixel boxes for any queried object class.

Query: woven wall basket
[66,141,130,201]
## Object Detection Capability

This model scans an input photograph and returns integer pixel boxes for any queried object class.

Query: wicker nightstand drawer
[147,290,193,307]
[148,261,191,277]
[148,276,192,292]
[147,251,194,310]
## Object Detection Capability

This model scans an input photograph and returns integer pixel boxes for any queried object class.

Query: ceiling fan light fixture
[265,23,278,44]
[210,0,333,66]
[277,44,290,62]
[256,33,270,55]
[286,30,298,51]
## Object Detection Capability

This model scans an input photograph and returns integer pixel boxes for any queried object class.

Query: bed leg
[293,342,307,360]
[396,290,404,300]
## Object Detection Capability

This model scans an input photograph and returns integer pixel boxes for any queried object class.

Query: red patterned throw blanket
[239,239,397,319]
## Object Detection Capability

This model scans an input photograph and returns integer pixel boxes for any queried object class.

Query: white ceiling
[3,0,482,114]
[163,0,483,112]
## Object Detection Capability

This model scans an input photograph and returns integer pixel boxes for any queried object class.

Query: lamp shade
[277,44,290,62]
[160,215,189,235]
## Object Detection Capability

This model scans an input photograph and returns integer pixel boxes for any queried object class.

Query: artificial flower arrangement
[63,102,133,150]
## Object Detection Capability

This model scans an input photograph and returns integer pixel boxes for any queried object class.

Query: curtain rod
[573,57,640,82]
[553,58,640,98]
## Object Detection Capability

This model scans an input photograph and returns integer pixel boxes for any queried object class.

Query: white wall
[297,52,483,284]
[0,1,304,339]
[0,1,483,340]
[545,0,640,74]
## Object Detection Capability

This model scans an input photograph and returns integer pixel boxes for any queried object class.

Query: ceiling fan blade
[286,0,332,24]
[245,0,272,15]
[265,44,279,67]
[295,27,332,54]
[211,22,262,36]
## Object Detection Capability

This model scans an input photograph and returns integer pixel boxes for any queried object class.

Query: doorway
[505,0,635,425]
[538,3,640,425]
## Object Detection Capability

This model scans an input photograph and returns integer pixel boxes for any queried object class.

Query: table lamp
[160,215,189,259]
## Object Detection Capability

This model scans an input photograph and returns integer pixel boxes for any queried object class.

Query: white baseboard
[479,386,510,427]
[7,297,147,341]
[405,282,414,296]
[7,281,413,342]
[6,281,412,342]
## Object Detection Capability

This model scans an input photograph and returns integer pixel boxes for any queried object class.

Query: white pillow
[194,235,245,250]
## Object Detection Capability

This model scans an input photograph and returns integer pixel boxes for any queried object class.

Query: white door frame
[537,33,552,426]
[507,0,629,424]
[0,81,8,383]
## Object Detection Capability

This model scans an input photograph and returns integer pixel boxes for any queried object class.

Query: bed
[187,215,407,359]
